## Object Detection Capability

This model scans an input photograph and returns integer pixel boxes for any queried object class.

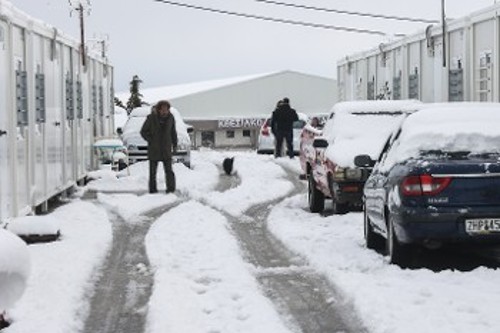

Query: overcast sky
[8,0,497,91]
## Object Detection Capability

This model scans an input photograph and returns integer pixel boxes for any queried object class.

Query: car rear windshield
[293,120,306,129]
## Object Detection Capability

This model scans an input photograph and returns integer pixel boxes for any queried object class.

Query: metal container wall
[0,2,114,220]
[337,3,500,104]
[0,20,12,220]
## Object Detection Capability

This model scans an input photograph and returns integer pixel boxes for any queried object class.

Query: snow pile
[6,201,112,333]
[0,229,30,311]
[6,216,60,236]
[145,201,292,333]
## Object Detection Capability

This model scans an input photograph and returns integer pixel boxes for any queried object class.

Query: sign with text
[218,117,266,129]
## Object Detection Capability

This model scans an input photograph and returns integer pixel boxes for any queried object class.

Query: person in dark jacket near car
[140,100,178,193]
[271,97,299,158]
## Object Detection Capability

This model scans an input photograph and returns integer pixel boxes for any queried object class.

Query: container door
[33,34,46,206]
[13,25,30,215]
[62,45,74,185]
[46,41,63,196]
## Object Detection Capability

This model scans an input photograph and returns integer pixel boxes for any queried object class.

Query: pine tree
[125,75,147,115]
[114,97,125,110]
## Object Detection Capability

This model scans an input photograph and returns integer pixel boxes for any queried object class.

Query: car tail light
[401,175,452,196]
[261,126,270,136]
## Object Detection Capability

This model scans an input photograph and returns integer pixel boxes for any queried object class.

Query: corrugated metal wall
[337,3,500,105]
[0,3,114,220]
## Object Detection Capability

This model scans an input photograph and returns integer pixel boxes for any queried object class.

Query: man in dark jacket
[140,100,178,193]
[271,97,299,158]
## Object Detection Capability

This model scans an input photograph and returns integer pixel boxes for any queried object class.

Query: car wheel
[386,214,413,268]
[308,174,324,213]
[364,205,385,250]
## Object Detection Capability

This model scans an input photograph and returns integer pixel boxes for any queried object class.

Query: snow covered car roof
[381,103,500,170]
[322,100,424,168]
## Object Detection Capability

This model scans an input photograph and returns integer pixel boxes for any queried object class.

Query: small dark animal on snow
[223,157,234,175]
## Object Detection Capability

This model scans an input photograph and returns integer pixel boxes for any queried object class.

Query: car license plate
[465,218,500,234]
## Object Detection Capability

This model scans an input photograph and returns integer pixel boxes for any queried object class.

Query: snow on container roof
[331,100,423,115]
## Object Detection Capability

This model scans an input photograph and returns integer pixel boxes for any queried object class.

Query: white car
[257,112,308,155]
[119,106,192,167]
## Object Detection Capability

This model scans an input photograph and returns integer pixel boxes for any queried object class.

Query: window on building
[226,130,235,138]
[242,130,251,137]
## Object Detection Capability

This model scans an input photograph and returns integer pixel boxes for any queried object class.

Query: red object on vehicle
[401,174,452,196]
[261,125,270,136]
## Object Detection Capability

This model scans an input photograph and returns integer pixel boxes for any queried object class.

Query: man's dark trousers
[149,158,176,193]
[274,130,294,158]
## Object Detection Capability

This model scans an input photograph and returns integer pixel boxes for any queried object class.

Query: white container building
[0,0,114,221]
[337,3,500,104]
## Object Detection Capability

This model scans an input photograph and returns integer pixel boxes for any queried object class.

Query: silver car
[119,106,192,167]
[257,112,308,155]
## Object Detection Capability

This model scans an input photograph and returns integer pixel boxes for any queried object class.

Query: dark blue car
[356,104,500,267]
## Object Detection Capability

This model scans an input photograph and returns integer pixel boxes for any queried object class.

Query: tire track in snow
[81,199,184,333]
[211,162,368,333]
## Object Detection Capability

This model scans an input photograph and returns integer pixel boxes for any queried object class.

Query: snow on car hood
[121,106,191,147]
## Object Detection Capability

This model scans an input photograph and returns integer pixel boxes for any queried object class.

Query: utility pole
[69,0,91,67]
[441,0,447,67]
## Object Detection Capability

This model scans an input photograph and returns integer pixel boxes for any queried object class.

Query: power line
[255,0,439,24]
[153,0,406,37]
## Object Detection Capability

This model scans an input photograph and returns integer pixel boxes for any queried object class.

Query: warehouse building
[337,3,500,103]
[117,70,336,149]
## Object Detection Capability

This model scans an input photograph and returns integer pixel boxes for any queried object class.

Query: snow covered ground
[3,150,500,333]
